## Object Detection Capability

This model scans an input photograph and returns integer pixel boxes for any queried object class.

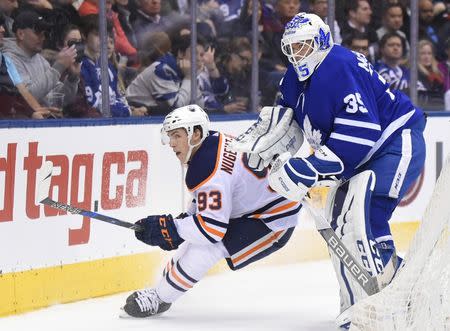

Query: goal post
[350,155,450,331]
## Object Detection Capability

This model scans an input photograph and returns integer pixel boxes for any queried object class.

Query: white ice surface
[0,260,340,331]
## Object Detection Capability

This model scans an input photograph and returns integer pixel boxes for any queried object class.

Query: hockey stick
[37,161,143,232]
[303,200,397,296]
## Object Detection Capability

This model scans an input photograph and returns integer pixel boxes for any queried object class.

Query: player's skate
[122,288,171,318]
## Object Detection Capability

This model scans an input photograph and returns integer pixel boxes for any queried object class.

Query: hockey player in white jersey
[231,13,426,328]
[121,104,302,318]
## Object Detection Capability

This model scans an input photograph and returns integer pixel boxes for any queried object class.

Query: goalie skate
[121,288,171,318]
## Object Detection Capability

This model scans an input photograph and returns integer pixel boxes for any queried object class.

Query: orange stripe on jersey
[232,231,283,264]
[189,134,223,192]
[197,214,225,238]
[254,201,299,218]
[170,267,193,289]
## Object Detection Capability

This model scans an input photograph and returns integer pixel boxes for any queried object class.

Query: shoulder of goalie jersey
[186,131,223,191]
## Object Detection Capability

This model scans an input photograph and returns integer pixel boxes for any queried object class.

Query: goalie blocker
[230,106,304,171]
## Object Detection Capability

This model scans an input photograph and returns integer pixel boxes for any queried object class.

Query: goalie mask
[281,13,333,81]
[161,104,210,163]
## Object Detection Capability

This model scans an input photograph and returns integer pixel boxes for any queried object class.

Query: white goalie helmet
[281,12,334,81]
[161,104,210,162]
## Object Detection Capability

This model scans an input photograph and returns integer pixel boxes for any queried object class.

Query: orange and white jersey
[173,131,302,245]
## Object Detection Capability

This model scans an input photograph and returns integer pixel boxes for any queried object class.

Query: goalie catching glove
[268,145,344,201]
[135,214,184,250]
[230,106,304,171]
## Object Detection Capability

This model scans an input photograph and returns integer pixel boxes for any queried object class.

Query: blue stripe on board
[0,113,259,129]
[0,111,445,129]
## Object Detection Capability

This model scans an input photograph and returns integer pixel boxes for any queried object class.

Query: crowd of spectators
[0,0,449,119]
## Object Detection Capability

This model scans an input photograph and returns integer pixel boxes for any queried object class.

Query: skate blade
[118,307,161,319]
[119,307,132,319]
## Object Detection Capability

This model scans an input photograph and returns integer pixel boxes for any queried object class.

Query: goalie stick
[37,161,143,232]
[303,199,397,296]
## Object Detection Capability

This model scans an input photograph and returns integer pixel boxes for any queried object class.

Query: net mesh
[350,156,450,331]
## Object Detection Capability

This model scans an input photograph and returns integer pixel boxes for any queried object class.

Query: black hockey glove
[135,214,184,251]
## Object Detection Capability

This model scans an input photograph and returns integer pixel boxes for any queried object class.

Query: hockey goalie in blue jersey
[231,12,426,328]
[121,105,301,318]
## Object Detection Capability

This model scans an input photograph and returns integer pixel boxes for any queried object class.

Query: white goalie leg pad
[230,106,304,171]
[323,171,384,324]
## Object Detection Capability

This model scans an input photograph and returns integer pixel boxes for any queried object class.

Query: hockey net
[350,156,450,331]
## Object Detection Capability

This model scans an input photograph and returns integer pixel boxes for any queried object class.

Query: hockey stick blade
[37,160,53,205]
[37,161,143,232]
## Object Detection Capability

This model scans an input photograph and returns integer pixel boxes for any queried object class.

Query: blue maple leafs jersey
[279,45,424,179]
[374,61,410,91]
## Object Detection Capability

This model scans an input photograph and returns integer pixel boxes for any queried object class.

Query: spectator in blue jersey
[375,32,410,93]
[125,33,204,115]
[80,15,134,117]
[233,13,426,328]
[55,23,101,118]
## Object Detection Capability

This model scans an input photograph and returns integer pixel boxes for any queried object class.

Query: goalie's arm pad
[174,213,229,245]
[268,146,344,201]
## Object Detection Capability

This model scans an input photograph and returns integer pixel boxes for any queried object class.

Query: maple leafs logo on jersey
[315,28,331,51]
[303,115,322,150]
[285,15,311,31]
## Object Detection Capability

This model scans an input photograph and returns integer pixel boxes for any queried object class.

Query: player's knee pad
[324,171,386,313]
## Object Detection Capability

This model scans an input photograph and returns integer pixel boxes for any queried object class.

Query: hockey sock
[156,241,228,303]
